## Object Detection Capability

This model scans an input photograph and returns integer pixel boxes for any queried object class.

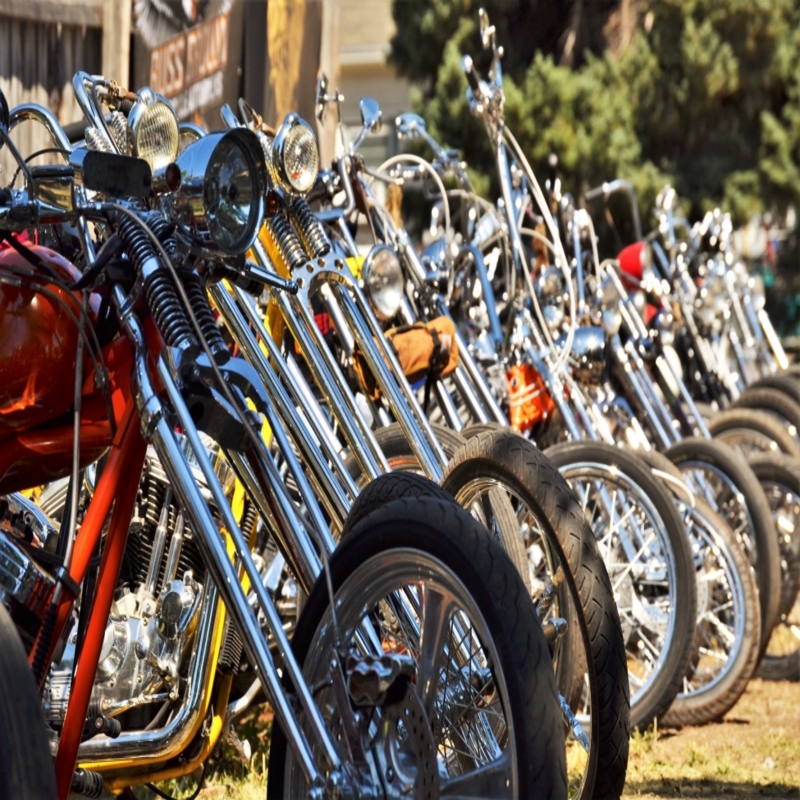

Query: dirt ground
[623,679,800,799]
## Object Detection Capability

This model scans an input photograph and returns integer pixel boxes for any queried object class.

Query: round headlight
[273,114,319,194]
[168,129,266,254]
[363,244,403,321]
[127,87,179,171]
[601,307,622,336]
[205,135,263,253]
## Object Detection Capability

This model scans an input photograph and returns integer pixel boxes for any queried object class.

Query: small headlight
[127,87,179,171]
[601,308,622,336]
[167,129,266,254]
[363,244,403,320]
[273,114,319,194]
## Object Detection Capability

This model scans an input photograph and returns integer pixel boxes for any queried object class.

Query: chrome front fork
[115,288,342,790]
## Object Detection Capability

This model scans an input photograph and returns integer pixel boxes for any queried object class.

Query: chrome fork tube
[331,282,446,479]
[759,309,789,370]
[433,297,507,423]
[154,359,340,778]
[210,283,353,525]
[275,288,388,480]
[653,353,712,439]
[114,291,333,783]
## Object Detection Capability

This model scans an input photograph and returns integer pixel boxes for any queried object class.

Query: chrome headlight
[273,114,319,194]
[127,87,179,171]
[167,129,266,254]
[363,244,403,321]
[538,267,566,332]
[565,326,608,387]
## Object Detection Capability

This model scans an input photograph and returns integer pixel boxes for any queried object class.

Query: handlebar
[462,55,481,94]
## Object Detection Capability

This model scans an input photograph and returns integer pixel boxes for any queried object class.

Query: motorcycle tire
[344,423,530,589]
[635,449,760,725]
[733,387,800,445]
[445,429,629,800]
[0,602,57,800]
[347,424,629,800]
[747,453,800,620]
[267,496,568,799]
[748,374,800,407]
[664,436,781,657]
[747,453,800,682]
[544,440,697,731]
[707,407,800,460]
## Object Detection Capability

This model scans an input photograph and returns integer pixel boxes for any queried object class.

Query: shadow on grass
[625,778,800,798]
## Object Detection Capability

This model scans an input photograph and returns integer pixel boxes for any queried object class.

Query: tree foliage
[391,0,800,229]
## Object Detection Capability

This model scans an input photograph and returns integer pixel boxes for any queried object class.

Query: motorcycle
[0,76,568,800]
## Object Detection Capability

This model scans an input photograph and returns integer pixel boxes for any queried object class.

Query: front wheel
[267,496,568,799]
[544,440,697,731]
[0,602,57,800]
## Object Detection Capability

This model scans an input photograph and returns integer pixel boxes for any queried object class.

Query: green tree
[392,0,800,231]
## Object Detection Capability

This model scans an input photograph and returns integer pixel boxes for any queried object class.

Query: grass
[123,679,800,799]
[623,680,800,799]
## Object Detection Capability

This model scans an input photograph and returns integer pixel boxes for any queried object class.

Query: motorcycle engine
[40,446,211,733]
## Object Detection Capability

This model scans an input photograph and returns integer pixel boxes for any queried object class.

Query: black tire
[634,451,760,726]
[267,496,568,799]
[708,407,800,460]
[746,453,800,620]
[747,453,800,681]
[443,430,629,800]
[0,603,57,800]
[348,425,630,800]
[544,440,697,731]
[342,471,456,533]
[344,423,530,590]
[663,436,782,656]
[749,374,800,407]
[733,387,800,444]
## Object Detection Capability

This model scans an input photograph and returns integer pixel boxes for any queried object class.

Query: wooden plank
[0,0,103,28]
[101,0,131,87]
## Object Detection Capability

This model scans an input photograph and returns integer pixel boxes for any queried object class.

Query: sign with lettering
[131,0,244,125]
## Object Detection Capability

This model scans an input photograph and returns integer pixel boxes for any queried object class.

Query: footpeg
[71,768,104,798]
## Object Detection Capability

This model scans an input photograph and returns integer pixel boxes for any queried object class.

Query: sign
[132,0,244,125]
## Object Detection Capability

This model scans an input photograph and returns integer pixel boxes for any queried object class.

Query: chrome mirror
[359,98,382,134]
[479,8,495,49]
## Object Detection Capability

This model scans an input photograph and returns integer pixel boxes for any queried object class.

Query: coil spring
[183,271,229,362]
[289,197,331,258]
[107,111,129,154]
[264,210,307,273]
[145,215,182,265]
[117,213,197,351]
[241,500,259,541]
[84,126,114,153]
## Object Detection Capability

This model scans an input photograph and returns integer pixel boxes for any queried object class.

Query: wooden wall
[0,0,130,178]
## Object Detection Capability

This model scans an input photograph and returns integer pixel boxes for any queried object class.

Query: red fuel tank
[0,244,89,434]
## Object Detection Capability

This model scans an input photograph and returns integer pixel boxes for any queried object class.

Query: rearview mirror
[315,74,329,121]
[359,98,382,134]
[479,8,495,49]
